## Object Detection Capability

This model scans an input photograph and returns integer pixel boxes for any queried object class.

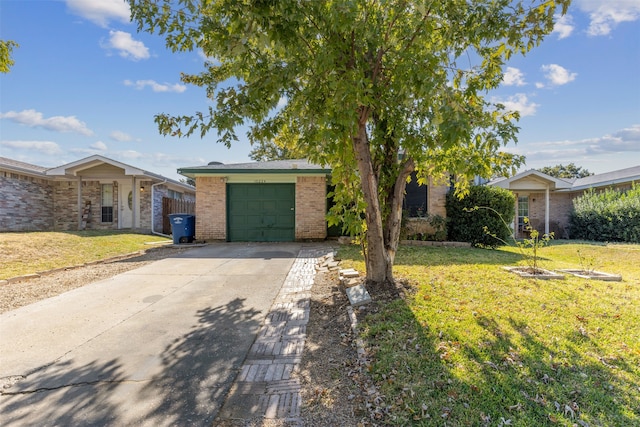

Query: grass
[0,231,171,280]
[338,242,640,426]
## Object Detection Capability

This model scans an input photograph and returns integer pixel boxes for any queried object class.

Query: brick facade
[0,174,53,231]
[0,157,194,233]
[295,176,327,240]
[428,177,448,218]
[195,176,227,241]
[193,175,328,242]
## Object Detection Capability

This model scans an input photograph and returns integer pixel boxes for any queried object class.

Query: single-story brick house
[488,165,640,238]
[177,159,450,242]
[0,155,195,234]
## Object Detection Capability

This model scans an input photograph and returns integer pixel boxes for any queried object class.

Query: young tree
[130,0,569,284]
[539,163,593,179]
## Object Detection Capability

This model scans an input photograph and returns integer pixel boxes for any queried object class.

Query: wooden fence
[162,197,196,234]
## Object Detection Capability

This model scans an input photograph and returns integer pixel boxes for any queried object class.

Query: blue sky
[1,0,639,181]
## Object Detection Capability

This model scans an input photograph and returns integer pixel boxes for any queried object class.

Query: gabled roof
[178,159,331,177]
[45,155,194,192]
[0,156,48,177]
[487,169,573,190]
[570,165,640,191]
[46,155,149,177]
[1,155,194,193]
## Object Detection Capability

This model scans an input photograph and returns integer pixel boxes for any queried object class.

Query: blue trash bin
[169,214,195,244]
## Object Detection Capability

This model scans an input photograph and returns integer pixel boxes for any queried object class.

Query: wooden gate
[162,197,195,234]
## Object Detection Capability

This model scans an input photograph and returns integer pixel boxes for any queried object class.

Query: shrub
[569,184,640,243]
[446,185,515,247]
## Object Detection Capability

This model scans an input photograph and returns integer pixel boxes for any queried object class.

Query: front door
[119,181,133,229]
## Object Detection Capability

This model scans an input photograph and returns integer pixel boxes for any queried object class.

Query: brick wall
[195,176,226,241]
[428,178,448,217]
[520,192,575,239]
[0,174,53,231]
[53,181,119,231]
[139,180,152,231]
[295,176,327,240]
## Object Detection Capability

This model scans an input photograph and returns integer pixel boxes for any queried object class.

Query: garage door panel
[227,184,295,242]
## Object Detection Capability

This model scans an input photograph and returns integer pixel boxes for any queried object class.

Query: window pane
[101,184,113,222]
[403,173,428,217]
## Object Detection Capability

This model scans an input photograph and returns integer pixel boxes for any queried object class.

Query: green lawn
[0,231,171,280]
[338,242,640,426]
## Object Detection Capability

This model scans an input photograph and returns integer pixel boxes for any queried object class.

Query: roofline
[178,168,331,177]
[0,163,47,179]
[565,175,640,192]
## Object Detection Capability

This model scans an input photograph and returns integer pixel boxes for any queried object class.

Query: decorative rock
[345,278,360,288]
[346,284,372,307]
[339,269,359,278]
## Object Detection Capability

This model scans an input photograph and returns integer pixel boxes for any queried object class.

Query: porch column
[545,186,550,235]
[77,176,82,230]
[131,176,137,229]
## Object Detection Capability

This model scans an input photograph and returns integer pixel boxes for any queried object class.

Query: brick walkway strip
[217,246,330,425]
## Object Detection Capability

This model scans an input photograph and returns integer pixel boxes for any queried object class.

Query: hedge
[446,185,515,248]
[569,184,640,243]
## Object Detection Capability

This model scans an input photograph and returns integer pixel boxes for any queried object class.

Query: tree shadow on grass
[353,288,639,426]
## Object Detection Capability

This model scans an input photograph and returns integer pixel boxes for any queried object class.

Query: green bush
[446,185,515,247]
[569,184,640,243]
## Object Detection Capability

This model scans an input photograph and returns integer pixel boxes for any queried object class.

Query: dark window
[403,173,428,217]
[101,184,114,223]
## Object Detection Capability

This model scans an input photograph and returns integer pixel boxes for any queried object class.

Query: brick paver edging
[217,246,331,425]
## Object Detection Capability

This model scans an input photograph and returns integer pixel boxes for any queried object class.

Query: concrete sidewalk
[0,243,330,426]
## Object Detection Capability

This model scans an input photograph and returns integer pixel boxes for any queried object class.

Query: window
[517,196,529,232]
[168,189,183,200]
[101,184,113,222]
[403,173,428,217]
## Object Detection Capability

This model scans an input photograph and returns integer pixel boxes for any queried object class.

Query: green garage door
[227,184,295,242]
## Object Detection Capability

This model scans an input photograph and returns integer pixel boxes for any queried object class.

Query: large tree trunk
[382,159,415,277]
[352,119,392,284]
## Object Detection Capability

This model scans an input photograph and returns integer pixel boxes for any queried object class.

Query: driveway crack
[1,378,150,396]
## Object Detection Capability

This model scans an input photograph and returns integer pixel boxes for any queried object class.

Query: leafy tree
[0,40,18,73]
[130,0,569,284]
[180,177,196,187]
[539,163,593,179]
[249,125,306,161]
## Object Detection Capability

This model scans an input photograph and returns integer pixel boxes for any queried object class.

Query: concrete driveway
[0,243,311,426]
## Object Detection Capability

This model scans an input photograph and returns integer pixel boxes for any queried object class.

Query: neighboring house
[0,155,195,234]
[178,159,450,242]
[488,165,640,239]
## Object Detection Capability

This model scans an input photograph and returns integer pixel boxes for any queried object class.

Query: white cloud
[0,140,63,155]
[90,141,108,150]
[118,150,144,160]
[513,124,640,168]
[503,67,526,87]
[66,0,130,28]
[552,14,575,39]
[493,93,539,117]
[540,64,577,86]
[110,130,134,142]
[574,0,640,36]
[584,124,640,153]
[0,109,94,136]
[103,31,150,61]
[124,79,187,93]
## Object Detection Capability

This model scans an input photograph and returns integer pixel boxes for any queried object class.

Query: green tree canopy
[130,0,569,283]
[0,40,18,73]
[539,163,593,179]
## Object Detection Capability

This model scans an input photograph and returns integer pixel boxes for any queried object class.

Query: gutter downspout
[151,180,172,238]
